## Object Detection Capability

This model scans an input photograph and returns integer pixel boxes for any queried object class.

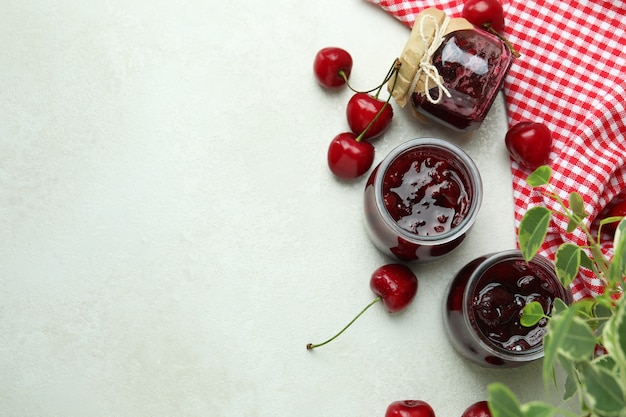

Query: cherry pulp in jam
[411,29,515,132]
[444,251,571,367]
[364,138,482,262]
[382,147,471,237]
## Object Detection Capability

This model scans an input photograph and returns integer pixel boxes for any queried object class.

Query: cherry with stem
[353,59,400,136]
[327,60,401,179]
[314,47,353,89]
[307,263,418,350]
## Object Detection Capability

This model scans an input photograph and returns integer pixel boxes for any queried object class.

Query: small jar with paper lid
[389,8,516,132]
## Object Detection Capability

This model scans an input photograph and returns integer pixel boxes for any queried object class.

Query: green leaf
[557,354,580,401]
[600,216,624,229]
[569,192,586,219]
[520,401,557,417]
[556,316,596,361]
[592,354,617,372]
[565,217,580,233]
[554,243,581,287]
[487,383,524,417]
[565,193,587,233]
[573,298,596,318]
[527,165,552,187]
[562,367,579,401]
[580,361,626,416]
[542,299,596,387]
[519,206,551,263]
[521,301,545,327]
[594,301,613,334]
[552,297,569,316]
[602,295,626,373]
[608,218,626,284]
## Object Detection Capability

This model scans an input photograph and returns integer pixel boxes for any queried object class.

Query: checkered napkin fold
[367,0,626,300]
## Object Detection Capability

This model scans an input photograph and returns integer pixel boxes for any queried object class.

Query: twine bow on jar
[410,13,451,104]
[389,8,474,107]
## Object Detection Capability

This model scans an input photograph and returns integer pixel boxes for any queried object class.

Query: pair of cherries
[314,47,397,180]
[386,400,492,417]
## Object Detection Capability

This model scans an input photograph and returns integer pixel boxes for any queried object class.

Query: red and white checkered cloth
[368,0,626,300]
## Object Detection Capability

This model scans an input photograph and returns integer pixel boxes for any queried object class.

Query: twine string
[409,13,451,104]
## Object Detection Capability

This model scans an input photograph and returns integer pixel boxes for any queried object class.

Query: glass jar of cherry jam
[411,29,515,132]
[443,250,571,368]
[364,138,482,262]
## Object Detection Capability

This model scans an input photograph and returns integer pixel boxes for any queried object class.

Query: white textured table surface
[0,1,557,416]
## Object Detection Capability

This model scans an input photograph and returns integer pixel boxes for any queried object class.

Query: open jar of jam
[443,250,571,368]
[363,138,482,262]
[411,28,515,131]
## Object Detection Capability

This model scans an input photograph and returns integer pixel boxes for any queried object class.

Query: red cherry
[462,0,505,34]
[603,198,626,236]
[346,93,393,140]
[385,400,436,417]
[370,263,419,312]
[307,264,418,350]
[461,401,492,417]
[505,121,552,170]
[313,47,353,89]
[327,132,375,179]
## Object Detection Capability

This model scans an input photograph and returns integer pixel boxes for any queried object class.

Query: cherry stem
[483,23,521,58]
[306,296,382,350]
[354,59,401,143]
[374,59,400,99]
[339,58,400,95]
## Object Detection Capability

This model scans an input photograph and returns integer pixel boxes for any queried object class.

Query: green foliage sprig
[487,166,626,417]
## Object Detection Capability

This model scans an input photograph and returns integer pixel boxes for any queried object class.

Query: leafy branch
[488,165,626,417]
[517,166,624,294]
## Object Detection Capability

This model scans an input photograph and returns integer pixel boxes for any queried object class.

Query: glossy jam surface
[364,139,481,262]
[471,259,559,352]
[382,147,471,237]
[412,29,514,131]
[444,253,569,367]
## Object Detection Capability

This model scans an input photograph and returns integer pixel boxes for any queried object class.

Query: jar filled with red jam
[411,28,514,131]
[364,138,482,262]
[443,250,571,368]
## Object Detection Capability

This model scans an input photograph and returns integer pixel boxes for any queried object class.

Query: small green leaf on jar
[521,301,544,327]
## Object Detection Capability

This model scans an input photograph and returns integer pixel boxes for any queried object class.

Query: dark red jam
[472,259,559,351]
[364,138,482,262]
[381,147,471,237]
[444,251,571,367]
[411,29,514,132]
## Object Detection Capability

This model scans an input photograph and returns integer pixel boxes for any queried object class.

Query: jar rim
[461,250,569,362]
[373,137,483,244]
